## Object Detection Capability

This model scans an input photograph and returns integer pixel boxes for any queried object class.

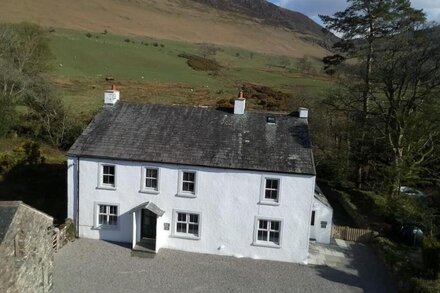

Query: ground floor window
[174,211,200,238]
[255,218,282,247]
[97,204,118,226]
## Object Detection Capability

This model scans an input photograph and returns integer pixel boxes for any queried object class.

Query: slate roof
[314,186,332,209]
[68,102,315,175]
[0,201,20,243]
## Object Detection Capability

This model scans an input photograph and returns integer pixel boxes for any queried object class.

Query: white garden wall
[67,156,315,263]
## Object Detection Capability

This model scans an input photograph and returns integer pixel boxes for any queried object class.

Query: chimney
[234,90,246,115]
[298,107,309,119]
[104,85,120,105]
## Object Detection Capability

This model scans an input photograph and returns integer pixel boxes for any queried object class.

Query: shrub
[177,53,221,71]
[124,38,131,43]
[21,142,45,164]
[422,236,440,277]
[153,42,159,47]
[64,218,76,241]
[85,32,92,38]
[410,278,440,293]
[0,152,17,175]
[160,44,164,48]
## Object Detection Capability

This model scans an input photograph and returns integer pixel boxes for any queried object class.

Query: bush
[153,42,159,47]
[0,152,17,175]
[422,236,440,277]
[21,141,45,165]
[177,53,221,71]
[85,32,92,38]
[410,278,440,293]
[124,38,130,43]
[64,218,76,241]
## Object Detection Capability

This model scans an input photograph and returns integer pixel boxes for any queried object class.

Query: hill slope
[194,0,336,49]
[0,0,330,57]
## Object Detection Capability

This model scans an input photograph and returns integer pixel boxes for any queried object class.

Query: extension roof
[68,102,315,175]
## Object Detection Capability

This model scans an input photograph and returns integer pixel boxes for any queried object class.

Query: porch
[130,201,165,254]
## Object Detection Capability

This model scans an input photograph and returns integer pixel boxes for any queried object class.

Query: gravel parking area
[54,239,395,293]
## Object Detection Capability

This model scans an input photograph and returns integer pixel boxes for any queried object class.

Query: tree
[23,78,74,148]
[369,27,440,194]
[0,22,52,137]
[320,0,426,188]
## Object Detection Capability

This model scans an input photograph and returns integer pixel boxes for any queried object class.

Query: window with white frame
[255,218,281,246]
[263,178,280,202]
[144,167,159,191]
[181,171,196,194]
[97,204,118,226]
[101,165,115,187]
[174,212,200,238]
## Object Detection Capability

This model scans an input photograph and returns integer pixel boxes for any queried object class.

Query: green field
[48,29,332,116]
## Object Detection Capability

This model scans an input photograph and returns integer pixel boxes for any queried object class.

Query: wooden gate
[332,225,374,242]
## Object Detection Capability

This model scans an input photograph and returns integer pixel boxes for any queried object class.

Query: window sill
[258,201,280,206]
[139,189,160,195]
[96,185,117,191]
[176,193,197,198]
[252,242,281,249]
[92,225,119,231]
[170,234,200,241]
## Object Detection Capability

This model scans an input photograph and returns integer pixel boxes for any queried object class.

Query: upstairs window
[265,179,279,200]
[255,218,282,247]
[182,172,195,193]
[101,165,115,187]
[143,167,159,191]
[178,171,197,197]
[98,204,118,226]
[260,177,281,204]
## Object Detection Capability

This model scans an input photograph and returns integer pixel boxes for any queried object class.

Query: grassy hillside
[49,29,332,117]
[0,0,329,58]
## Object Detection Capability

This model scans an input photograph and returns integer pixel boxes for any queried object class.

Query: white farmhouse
[67,88,327,263]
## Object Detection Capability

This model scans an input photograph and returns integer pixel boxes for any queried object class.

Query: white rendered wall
[68,156,315,263]
[310,199,333,244]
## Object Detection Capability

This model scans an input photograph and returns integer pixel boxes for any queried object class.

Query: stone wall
[0,203,54,293]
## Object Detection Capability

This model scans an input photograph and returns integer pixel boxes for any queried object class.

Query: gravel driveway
[54,239,395,293]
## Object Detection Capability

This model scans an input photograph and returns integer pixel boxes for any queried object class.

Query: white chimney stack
[234,90,246,115]
[298,107,309,119]
[104,85,120,105]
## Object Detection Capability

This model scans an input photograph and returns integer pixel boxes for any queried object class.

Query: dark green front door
[141,209,157,239]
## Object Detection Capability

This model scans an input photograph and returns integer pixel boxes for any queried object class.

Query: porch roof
[130,202,165,216]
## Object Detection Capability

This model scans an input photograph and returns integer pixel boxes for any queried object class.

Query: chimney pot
[239,90,244,99]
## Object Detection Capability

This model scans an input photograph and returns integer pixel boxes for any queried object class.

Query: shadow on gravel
[315,243,396,293]
[315,266,360,288]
